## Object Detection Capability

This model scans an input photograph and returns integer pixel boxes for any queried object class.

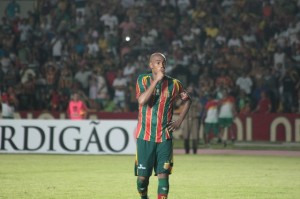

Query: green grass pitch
[0,154,300,199]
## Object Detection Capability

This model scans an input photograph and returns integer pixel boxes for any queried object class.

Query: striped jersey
[204,99,219,123]
[219,96,235,118]
[135,73,187,142]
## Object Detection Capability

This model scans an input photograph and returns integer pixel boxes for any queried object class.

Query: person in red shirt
[50,89,60,111]
[67,91,88,120]
[262,1,273,18]
[253,91,272,113]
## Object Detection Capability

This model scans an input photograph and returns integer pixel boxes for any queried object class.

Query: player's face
[150,55,166,75]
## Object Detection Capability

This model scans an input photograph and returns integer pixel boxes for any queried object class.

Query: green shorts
[204,123,219,135]
[218,118,233,128]
[134,139,173,177]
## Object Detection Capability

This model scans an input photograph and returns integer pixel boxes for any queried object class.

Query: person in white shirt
[74,65,93,94]
[100,10,119,30]
[112,69,127,110]
[235,71,253,95]
[242,30,257,44]
[87,39,99,58]
[96,74,109,107]
[1,88,18,119]
[1,95,15,119]
[273,47,286,68]
[227,34,242,48]
[51,35,63,61]
[123,60,136,83]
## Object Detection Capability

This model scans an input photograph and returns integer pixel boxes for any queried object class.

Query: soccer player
[134,52,191,199]
[203,93,219,146]
[218,89,236,147]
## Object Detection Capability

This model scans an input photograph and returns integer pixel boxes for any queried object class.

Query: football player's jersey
[219,96,235,118]
[205,99,219,123]
[135,73,189,143]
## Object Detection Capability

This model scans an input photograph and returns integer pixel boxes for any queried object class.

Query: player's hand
[155,70,165,82]
[167,120,181,132]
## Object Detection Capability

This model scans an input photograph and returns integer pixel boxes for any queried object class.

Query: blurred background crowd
[1,0,300,114]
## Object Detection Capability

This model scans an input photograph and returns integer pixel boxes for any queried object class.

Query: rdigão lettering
[0,125,130,153]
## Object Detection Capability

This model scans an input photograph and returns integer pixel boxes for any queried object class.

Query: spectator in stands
[51,34,64,62]
[100,9,119,30]
[273,47,286,69]
[236,90,251,114]
[1,54,11,74]
[45,64,58,90]
[19,18,32,43]
[0,0,300,114]
[2,85,18,116]
[279,67,298,113]
[4,0,20,21]
[235,70,253,96]
[87,38,99,58]
[112,69,127,111]
[204,20,219,39]
[74,63,92,95]
[119,16,137,38]
[89,67,109,110]
[123,59,136,83]
[227,33,242,49]
[75,11,85,28]
[262,67,279,112]
[67,91,87,120]
[49,89,61,111]
[58,65,73,92]
[252,90,272,114]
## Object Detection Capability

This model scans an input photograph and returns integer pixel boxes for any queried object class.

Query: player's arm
[168,91,192,132]
[138,71,164,105]
[177,96,192,124]
[137,79,159,105]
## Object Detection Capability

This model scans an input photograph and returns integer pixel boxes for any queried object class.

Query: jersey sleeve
[136,75,146,99]
[174,79,190,101]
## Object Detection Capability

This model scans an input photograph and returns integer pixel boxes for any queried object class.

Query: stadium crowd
[1,0,300,114]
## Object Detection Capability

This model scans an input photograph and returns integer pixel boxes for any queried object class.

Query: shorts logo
[163,162,170,170]
[138,164,146,170]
